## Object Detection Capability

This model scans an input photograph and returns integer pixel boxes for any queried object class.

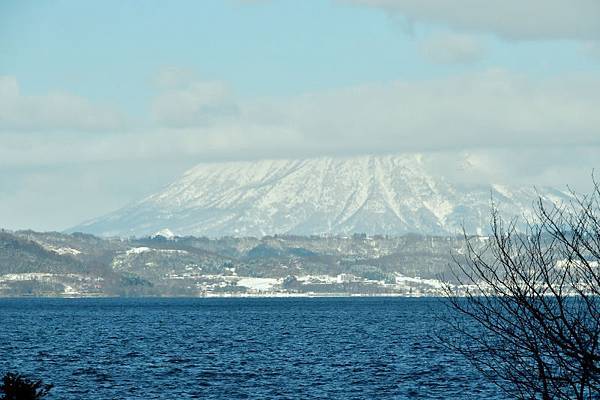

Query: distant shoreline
[0,292,446,299]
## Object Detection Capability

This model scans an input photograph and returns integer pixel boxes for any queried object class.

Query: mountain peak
[152,228,175,239]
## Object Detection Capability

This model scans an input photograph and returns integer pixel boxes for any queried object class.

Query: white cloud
[243,69,600,152]
[342,0,600,40]
[151,78,239,128]
[0,76,125,132]
[420,33,485,64]
[153,67,198,90]
[6,69,600,166]
[581,41,600,60]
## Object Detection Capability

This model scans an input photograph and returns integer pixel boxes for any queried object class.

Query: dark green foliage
[106,273,156,297]
[0,373,52,400]
[281,275,300,289]
[2,280,65,296]
[245,244,283,259]
[346,264,394,282]
[287,247,317,257]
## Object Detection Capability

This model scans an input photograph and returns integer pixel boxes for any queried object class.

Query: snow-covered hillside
[71,153,570,237]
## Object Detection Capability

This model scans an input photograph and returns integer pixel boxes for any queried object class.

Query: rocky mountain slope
[72,153,570,238]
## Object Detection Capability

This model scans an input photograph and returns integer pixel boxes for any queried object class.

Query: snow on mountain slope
[71,154,571,238]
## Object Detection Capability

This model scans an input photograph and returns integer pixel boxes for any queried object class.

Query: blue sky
[1,0,600,230]
[3,0,597,110]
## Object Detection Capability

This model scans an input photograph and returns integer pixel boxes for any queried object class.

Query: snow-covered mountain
[72,154,570,238]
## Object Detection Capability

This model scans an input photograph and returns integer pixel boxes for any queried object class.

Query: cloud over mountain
[343,0,600,40]
[419,33,485,64]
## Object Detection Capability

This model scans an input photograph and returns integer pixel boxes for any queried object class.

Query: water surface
[0,297,504,399]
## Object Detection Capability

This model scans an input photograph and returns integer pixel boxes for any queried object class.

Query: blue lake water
[0,297,505,399]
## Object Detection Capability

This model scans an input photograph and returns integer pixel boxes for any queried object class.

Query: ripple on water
[0,297,506,399]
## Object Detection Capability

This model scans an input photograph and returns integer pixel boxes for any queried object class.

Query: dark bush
[0,373,52,400]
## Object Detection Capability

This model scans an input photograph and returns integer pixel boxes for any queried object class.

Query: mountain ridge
[71,153,570,238]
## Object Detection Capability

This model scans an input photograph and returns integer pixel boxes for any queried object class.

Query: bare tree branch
[439,181,600,399]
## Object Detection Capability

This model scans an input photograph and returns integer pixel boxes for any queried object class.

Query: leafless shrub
[442,179,600,399]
